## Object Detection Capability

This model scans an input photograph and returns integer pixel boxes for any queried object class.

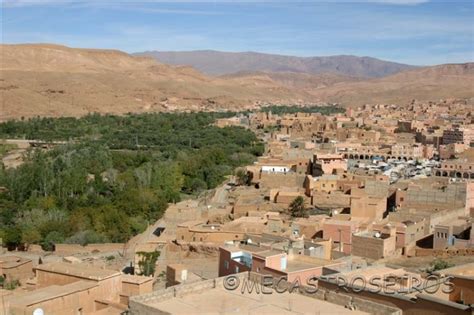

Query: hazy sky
[2,0,473,65]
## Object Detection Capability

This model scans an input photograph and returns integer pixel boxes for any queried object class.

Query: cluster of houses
[1,99,474,314]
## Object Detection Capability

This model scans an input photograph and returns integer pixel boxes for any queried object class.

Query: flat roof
[335,266,423,293]
[9,281,97,307]
[435,262,474,279]
[286,257,336,272]
[122,275,153,285]
[253,250,284,258]
[146,285,368,314]
[0,256,31,268]
[35,262,121,281]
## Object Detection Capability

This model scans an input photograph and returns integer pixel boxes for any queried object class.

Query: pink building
[312,154,347,176]
[219,245,345,285]
[322,219,360,254]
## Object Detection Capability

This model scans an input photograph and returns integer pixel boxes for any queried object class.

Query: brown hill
[222,71,361,89]
[1,44,472,120]
[307,63,474,106]
[0,44,312,120]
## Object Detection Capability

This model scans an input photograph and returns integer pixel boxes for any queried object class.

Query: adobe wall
[427,207,468,233]
[404,184,466,209]
[122,280,153,297]
[177,227,246,243]
[414,247,474,257]
[9,284,99,315]
[37,269,90,287]
[1,260,33,282]
[450,277,474,305]
[352,235,385,259]
[36,269,122,302]
[312,191,351,208]
[258,172,306,189]
[54,243,125,255]
[350,196,386,221]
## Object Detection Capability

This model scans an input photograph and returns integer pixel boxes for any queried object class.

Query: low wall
[130,272,249,315]
[414,247,474,257]
[130,271,401,315]
[249,272,401,315]
[54,243,125,255]
[318,278,471,315]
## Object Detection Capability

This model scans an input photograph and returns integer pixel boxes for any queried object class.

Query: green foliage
[289,196,308,218]
[42,231,65,251]
[137,251,160,276]
[0,112,262,247]
[235,168,251,186]
[64,230,109,246]
[2,227,22,249]
[430,259,454,272]
[3,279,20,290]
[0,276,4,286]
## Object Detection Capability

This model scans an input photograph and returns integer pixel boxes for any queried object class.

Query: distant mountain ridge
[1,44,472,120]
[134,50,417,78]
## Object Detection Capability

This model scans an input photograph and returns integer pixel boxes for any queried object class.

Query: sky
[2,0,473,65]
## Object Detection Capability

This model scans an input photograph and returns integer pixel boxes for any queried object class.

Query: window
[224,260,229,269]
[257,267,260,272]
[181,236,184,240]
[235,266,239,273]
[193,237,196,241]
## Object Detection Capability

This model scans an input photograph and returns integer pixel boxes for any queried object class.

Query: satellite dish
[374,232,381,238]
[333,210,338,215]
[247,239,252,244]
[33,309,44,315]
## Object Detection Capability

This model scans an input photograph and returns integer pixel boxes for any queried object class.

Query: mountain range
[134,50,416,78]
[1,44,473,120]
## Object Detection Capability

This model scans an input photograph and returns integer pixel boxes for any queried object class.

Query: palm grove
[0,112,264,250]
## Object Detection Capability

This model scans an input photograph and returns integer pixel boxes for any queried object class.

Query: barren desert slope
[0,44,312,120]
[1,44,473,120]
